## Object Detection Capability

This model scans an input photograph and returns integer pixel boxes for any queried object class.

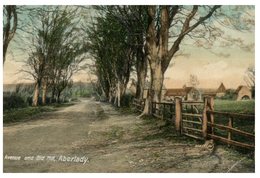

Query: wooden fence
[133,96,255,150]
[151,101,175,121]
[133,98,145,112]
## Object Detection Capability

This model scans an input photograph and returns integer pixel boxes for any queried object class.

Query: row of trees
[3,6,87,106]
[86,5,254,115]
[26,7,87,106]
[85,6,222,113]
[85,6,148,107]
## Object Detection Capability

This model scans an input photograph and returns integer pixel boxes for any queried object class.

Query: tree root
[136,112,146,119]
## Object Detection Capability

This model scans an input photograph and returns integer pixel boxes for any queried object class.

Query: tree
[49,43,85,103]
[3,5,18,64]
[141,6,221,115]
[189,74,200,88]
[23,6,86,106]
[112,6,148,100]
[89,6,149,101]
[244,65,255,98]
[86,7,135,107]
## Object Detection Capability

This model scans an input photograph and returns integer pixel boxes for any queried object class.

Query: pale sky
[164,41,254,89]
[3,5,255,90]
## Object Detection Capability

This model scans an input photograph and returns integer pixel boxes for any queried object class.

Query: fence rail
[207,110,254,119]
[133,97,255,150]
[205,108,255,150]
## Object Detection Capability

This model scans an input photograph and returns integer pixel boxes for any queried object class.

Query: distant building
[200,89,217,98]
[216,82,226,97]
[235,85,252,100]
[164,86,200,101]
[200,83,226,98]
[164,83,227,101]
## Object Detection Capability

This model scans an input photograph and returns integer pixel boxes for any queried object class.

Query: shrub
[218,89,236,100]
[121,93,134,107]
[3,94,28,110]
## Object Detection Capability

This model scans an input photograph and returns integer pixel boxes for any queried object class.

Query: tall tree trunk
[136,49,147,100]
[141,57,164,115]
[109,88,113,103]
[51,87,56,103]
[32,81,40,106]
[3,42,8,64]
[140,6,165,116]
[117,81,121,107]
[57,91,61,103]
[42,79,47,105]
[3,5,17,64]
[150,61,164,102]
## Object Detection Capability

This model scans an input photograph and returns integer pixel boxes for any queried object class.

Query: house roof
[165,88,186,96]
[199,89,217,96]
[165,87,198,96]
[217,82,226,93]
[235,85,249,93]
[184,87,193,93]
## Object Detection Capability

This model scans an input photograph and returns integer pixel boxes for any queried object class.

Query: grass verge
[3,102,75,124]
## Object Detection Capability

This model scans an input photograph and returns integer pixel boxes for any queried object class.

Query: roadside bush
[121,93,134,107]
[3,94,28,110]
[80,91,92,98]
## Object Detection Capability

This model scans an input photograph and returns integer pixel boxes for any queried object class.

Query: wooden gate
[181,100,204,140]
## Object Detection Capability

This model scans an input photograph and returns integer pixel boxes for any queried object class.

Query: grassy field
[214,99,255,114]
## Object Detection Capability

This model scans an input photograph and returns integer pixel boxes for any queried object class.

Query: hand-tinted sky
[3,5,255,89]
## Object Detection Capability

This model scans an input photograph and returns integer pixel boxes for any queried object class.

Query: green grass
[214,99,255,114]
[3,103,74,124]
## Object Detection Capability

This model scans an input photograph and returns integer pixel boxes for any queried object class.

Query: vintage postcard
[2,1,255,174]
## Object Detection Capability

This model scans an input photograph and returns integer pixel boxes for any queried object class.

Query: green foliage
[86,7,136,102]
[120,93,135,107]
[25,6,87,105]
[3,93,28,110]
[68,82,95,98]
[217,89,236,100]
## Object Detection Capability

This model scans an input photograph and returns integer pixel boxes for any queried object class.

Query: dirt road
[3,98,254,173]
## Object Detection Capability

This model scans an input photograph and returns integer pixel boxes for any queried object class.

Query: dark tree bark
[3,5,17,64]
[135,40,147,100]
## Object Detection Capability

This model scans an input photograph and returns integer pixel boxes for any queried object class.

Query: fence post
[209,97,214,134]
[175,97,182,135]
[202,97,209,139]
[151,102,154,115]
[161,103,164,119]
[228,117,233,147]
